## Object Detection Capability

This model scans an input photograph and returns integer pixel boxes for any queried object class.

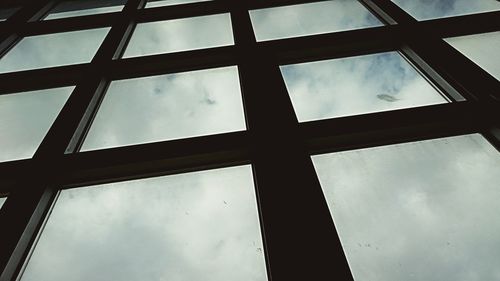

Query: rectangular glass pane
[146,0,211,8]
[249,0,383,42]
[0,7,20,21]
[392,0,500,20]
[123,13,233,58]
[0,196,6,209]
[45,0,125,20]
[18,165,268,281]
[312,134,500,281]
[280,52,448,122]
[0,28,110,73]
[0,87,73,162]
[445,31,500,81]
[81,66,246,151]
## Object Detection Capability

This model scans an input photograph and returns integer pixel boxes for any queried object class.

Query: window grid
[0,0,498,280]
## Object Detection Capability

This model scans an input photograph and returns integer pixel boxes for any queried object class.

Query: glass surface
[445,31,500,81]
[280,52,448,122]
[0,28,110,73]
[392,0,500,20]
[146,0,211,8]
[312,134,500,281]
[0,197,6,209]
[81,66,246,151]
[249,0,383,42]
[0,7,19,21]
[45,0,125,20]
[0,87,73,162]
[19,165,268,281]
[122,13,233,58]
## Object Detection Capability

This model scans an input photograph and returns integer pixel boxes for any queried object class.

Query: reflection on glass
[249,0,382,42]
[312,134,500,281]
[0,28,110,73]
[19,165,268,281]
[81,66,246,151]
[146,0,211,8]
[122,13,233,58]
[392,0,500,20]
[45,0,125,20]
[445,31,500,81]
[0,7,19,21]
[280,52,448,122]
[0,87,73,162]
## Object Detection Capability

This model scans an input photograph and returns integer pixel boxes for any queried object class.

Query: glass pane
[81,66,246,151]
[312,134,500,281]
[146,0,211,8]
[445,31,500,81]
[45,0,125,20]
[392,0,500,20]
[280,52,448,122]
[0,28,110,73]
[0,196,6,209]
[249,0,383,42]
[19,165,268,281]
[0,87,73,162]
[0,7,20,21]
[122,13,233,58]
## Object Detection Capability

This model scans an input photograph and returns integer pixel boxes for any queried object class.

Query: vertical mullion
[229,4,353,281]
[0,1,144,280]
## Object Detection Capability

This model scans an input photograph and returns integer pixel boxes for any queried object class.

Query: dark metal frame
[0,0,498,280]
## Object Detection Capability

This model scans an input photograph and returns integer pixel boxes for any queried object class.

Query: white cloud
[392,0,500,20]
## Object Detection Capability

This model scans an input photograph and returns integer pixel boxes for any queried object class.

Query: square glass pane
[312,134,500,281]
[392,0,500,20]
[18,165,268,281]
[445,31,500,81]
[0,87,73,162]
[0,7,20,21]
[45,0,125,20]
[0,27,110,73]
[249,0,383,42]
[280,52,448,122]
[81,66,246,151]
[146,0,211,8]
[122,13,233,58]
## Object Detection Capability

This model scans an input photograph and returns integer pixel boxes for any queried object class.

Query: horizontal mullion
[418,10,500,38]
[135,1,228,23]
[259,25,400,65]
[303,102,484,154]
[108,45,238,80]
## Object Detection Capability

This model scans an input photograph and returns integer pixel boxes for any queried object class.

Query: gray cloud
[123,13,234,58]
[392,0,500,20]
[19,165,268,281]
[249,0,383,42]
[280,51,448,122]
[0,28,110,73]
[81,66,246,151]
[312,134,500,281]
[445,31,500,81]
[0,87,73,162]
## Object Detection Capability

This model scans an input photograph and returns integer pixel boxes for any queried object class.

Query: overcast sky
[392,0,500,20]
[249,0,383,41]
[313,134,500,281]
[1,2,499,281]
[19,165,268,281]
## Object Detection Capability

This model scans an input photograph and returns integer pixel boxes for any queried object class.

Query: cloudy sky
[280,51,448,122]
[249,0,383,41]
[19,165,268,281]
[312,134,500,281]
[145,0,211,9]
[45,3,125,20]
[0,86,73,162]
[1,1,499,281]
[392,0,500,20]
[81,66,246,151]
[0,196,6,209]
